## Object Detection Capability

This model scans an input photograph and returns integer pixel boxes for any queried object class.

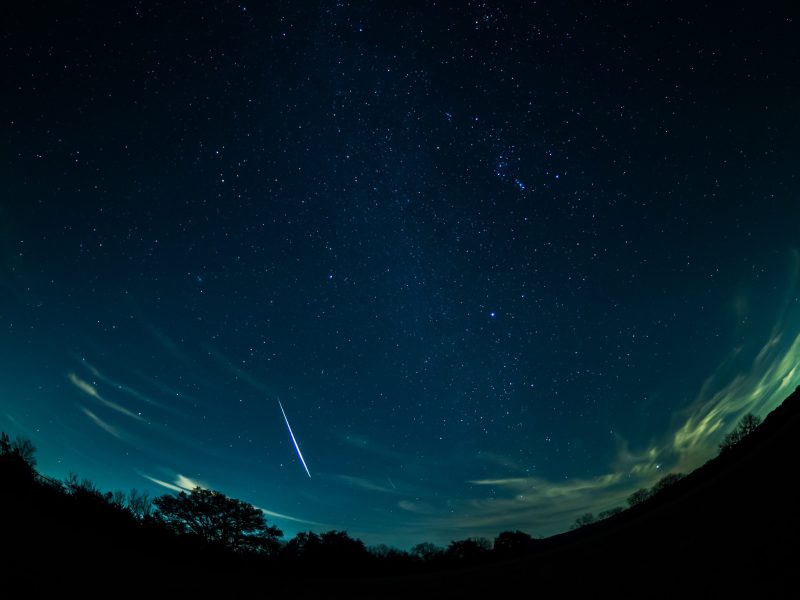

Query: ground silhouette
[1,387,798,597]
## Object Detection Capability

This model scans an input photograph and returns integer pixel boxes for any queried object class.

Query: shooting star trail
[278,399,312,478]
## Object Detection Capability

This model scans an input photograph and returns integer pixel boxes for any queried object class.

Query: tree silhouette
[319,530,370,563]
[126,488,153,520]
[154,487,282,554]
[651,472,684,495]
[570,512,596,530]
[410,541,444,562]
[111,490,127,508]
[719,413,762,453]
[0,432,36,481]
[11,435,36,467]
[445,537,492,563]
[627,487,652,507]
[493,530,536,557]
[598,506,624,519]
[369,543,406,559]
[282,531,323,560]
[281,530,370,570]
[64,471,103,500]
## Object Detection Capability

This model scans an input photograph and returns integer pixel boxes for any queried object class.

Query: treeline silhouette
[1,395,796,597]
[567,412,761,530]
[0,432,544,577]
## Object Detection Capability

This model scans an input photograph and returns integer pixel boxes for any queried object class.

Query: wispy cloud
[79,359,180,414]
[68,372,145,422]
[398,499,437,515]
[257,507,324,526]
[129,368,204,407]
[475,450,530,473]
[175,474,204,490]
[434,473,631,536]
[3,413,44,444]
[80,406,125,440]
[138,470,322,527]
[341,433,408,462]
[661,252,800,472]
[413,275,800,541]
[142,320,196,368]
[669,329,800,471]
[140,474,184,493]
[204,344,274,395]
[336,475,402,495]
[139,472,205,493]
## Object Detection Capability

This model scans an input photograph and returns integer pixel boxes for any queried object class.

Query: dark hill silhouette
[350,385,800,598]
[2,386,798,597]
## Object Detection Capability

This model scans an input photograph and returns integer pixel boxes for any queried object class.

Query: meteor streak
[278,399,312,478]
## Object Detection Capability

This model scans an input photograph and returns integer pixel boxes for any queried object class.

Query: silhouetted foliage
[410,541,444,562]
[369,543,409,560]
[0,432,36,481]
[719,413,762,453]
[282,531,323,560]
[446,537,492,563]
[571,512,596,530]
[111,490,127,508]
[493,530,537,557]
[621,473,684,511]
[154,487,283,554]
[281,529,370,571]
[3,385,799,595]
[598,506,624,519]
[11,435,36,467]
[319,530,370,563]
[367,543,415,573]
[627,488,652,507]
[64,471,107,503]
[126,488,153,519]
[651,472,684,495]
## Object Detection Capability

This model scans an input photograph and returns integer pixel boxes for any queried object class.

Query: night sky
[2,2,799,547]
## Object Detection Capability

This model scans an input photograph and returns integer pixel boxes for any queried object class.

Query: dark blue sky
[2,1,799,546]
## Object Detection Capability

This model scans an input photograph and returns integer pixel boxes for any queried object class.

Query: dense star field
[1,2,799,547]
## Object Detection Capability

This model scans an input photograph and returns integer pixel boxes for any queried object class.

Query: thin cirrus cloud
[670,328,800,472]
[130,306,196,369]
[80,406,125,441]
[69,365,263,463]
[335,474,403,495]
[139,472,205,493]
[68,372,145,422]
[341,433,408,462]
[429,310,800,540]
[256,506,325,527]
[397,499,437,515]
[204,344,275,396]
[664,254,800,472]
[79,359,180,415]
[139,471,322,526]
[434,473,632,538]
[385,271,800,545]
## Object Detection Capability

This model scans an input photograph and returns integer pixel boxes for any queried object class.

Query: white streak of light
[278,399,312,478]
